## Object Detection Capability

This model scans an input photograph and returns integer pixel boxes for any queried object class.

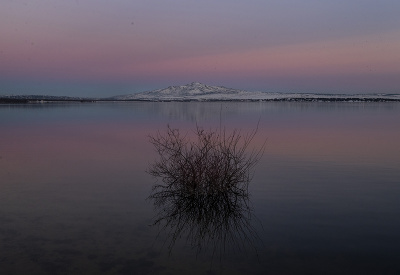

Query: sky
[1,0,400,97]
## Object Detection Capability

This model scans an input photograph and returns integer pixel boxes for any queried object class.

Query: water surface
[1,102,400,274]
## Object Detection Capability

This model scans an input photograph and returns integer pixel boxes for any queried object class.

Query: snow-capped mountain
[110,82,253,101]
[109,82,400,102]
[2,82,400,102]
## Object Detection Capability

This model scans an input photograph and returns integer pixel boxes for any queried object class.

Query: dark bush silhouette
[147,124,265,257]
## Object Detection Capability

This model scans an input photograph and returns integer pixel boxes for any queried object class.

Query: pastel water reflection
[1,102,400,274]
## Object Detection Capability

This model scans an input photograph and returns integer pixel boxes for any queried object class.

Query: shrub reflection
[147,125,265,257]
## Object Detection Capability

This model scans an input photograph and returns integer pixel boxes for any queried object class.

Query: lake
[1,102,400,274]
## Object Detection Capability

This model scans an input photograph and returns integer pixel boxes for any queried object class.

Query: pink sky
[1,1,400,96]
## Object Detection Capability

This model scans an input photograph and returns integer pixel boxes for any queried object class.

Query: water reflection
[147,125,264,258]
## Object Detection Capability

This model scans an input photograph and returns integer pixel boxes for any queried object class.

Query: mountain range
[2,82,400,102]
[109,82,400,102]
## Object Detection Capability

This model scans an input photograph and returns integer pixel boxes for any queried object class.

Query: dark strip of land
[1,97,400,104]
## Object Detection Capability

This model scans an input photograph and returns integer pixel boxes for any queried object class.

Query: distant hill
[109,82,254,101]
[109,82,400,102]
[2,82,400,102]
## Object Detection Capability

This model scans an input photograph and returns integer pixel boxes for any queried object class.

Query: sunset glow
[1,1,400,96]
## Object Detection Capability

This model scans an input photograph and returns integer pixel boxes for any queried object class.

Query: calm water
[1,102,400,274]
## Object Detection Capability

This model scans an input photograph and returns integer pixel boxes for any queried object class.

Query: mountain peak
[181,82,208,89]
[113,82,244,100]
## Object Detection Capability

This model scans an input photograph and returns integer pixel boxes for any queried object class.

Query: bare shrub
[147,124,265,257]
